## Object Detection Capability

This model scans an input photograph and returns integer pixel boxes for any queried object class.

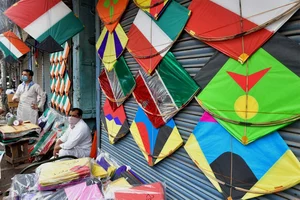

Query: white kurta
[12,82,46,124]
[59,119,92,158]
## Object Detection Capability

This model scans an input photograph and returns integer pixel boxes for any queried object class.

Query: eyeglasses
[69,114,79,117]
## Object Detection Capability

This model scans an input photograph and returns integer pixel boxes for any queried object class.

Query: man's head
[21,69,34,83]
[68,108,83,129]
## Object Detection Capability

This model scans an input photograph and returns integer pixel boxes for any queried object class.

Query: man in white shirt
[12,69,46,124]
[53,108,92,158]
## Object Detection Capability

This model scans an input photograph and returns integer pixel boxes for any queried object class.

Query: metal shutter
[100,1,300,199]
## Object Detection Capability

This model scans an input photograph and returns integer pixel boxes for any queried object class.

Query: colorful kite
[133,52,199,128]
[184,112,300,200]
[133,0,170,20]
[0,31,29,62]
[98,56,135,107]
[51,93,57,108]
[64,72,71,95]
[185,0,300,63]
[130,107,183,166]
[50,78,56,93]
[55,77,61,94]
[194,33,300,144]
[5,0,84,53]
[96,24,128,71]
[96,0,129,32]
[101,99,129,144]
[62,95,71,115]
[127,1,190,74]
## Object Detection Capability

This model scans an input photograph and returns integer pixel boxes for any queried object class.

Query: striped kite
[5,0,84,53]
[133,0,170,20]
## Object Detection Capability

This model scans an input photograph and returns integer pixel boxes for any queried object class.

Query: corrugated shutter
[100,1,300,199]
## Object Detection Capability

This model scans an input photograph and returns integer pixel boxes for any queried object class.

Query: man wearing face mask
[12,69,46,124]
[53,108,92,158]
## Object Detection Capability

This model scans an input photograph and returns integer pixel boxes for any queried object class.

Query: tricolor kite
[127,1,190,74]
[133,0,170,20]
[194,33,300,144]
[0,31,29,62]
[130,107,183,166]
[5,0,84,53]
[101,99,129,144]
[96,0,129,32]
[98,56,135,107]
[133,52,199,128]
[185,0,300,63]
[96,24,128,71]
[184,112,300,200]
[62,95,71,115]
[64,72,71,95]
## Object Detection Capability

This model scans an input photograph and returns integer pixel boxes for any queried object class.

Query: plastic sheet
[7,173,38,199]
[37,157,91,191]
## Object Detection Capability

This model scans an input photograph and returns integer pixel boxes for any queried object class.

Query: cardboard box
[7,94,18,108]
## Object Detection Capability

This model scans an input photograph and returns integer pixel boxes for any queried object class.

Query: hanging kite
[131,107,183,166]
[185,0,300,63]
[63,95,71,115]
[0,31,29,63]
[96,0,129,32]
[127,1,190,74]
[98,56,135,108]
[184,112,300,200]
[64,72,71,95]
[59,42,70,78]
[194,33,300,144]
[96,24,128,71]
[5,0,84,53]
[133,0,170,20]
[50,78,56,93]
[133,52,199,128]
[51,93,57,108]
[101,99,129,144]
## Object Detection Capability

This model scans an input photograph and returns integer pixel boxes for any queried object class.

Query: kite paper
[96,24,128,71]
[184,112,300,200]
[50,78,56,93]
[98,56,136,107]
[64,72,71,95]
[194,33,300,144]
[130,107,183,166]
[101,99,129,144]
[63,95,71,115]
[133,52,199,128]
[127,1,190,74]
[185,0,299,63]
[51,93,57,107]
[0,31,29,61]
[5,0,84,53]
[133,0,170,20]
[96,0,129,32]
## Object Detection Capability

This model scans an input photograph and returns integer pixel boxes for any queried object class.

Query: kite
[0,31,29,63]
[50,78,56,93]
[51,93,57,108]
[133,0,170,20]
[64,72,71,95]
[127,1,190,74]
[62,95,71,115]
[98,56,135,107]
[96,0,129,32]
[5,0,84,53]
[101,99,129,144]
[59,77,65,96]
[59,42,70,78]
[185,0,300,63]
[184,112,300,200]
[55,77,61,94]
[96,24,128,71]
[133,52,200,128]
[50,63,55,78]
[194,33,300,144]
[130,107,183,166]
[55,95,62,110]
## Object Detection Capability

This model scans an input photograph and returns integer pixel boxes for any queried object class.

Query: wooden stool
[4,140,29,166]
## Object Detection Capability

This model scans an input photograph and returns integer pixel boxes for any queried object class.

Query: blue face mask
[21,75,28,82]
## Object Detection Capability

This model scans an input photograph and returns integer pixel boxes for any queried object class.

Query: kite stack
[182,1,300,199]
[49,42,71,115]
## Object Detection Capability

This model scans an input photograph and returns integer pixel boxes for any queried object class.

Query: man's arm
[35,85,46,112]
[53,139,63,156]
[12,85,21,102]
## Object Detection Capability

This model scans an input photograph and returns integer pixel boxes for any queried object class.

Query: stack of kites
[181,0,300,199]
[49,42,71,115]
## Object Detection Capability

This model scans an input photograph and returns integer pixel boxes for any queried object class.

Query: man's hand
[53,139,63,157]
[31,103,38,110]
[12,98,19,103]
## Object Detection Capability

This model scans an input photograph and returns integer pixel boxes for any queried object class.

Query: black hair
[70,108,83,117]
[23,69,34,76]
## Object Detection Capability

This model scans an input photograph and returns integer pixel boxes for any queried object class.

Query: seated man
[53,108,92,158]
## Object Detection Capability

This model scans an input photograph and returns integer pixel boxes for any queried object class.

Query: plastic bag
[96,151,119,178]
[36,157,91,191]
[7,173,38,199]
